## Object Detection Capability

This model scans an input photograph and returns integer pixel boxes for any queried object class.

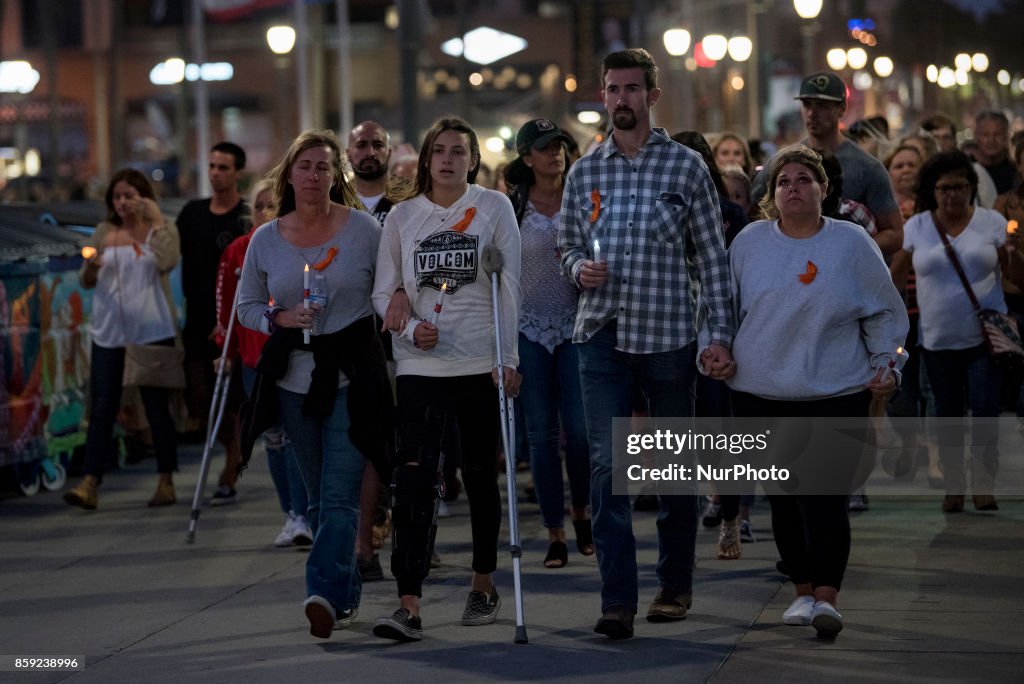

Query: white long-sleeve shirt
[373,184,522,377]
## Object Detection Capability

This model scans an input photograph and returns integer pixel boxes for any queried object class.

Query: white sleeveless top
[89,239,176,349]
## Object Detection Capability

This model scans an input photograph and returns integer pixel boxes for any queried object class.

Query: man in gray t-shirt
[752,71,902,256]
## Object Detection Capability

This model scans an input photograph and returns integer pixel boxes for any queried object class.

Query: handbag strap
[932,213,983,314]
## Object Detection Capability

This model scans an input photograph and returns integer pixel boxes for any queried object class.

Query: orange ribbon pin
[312,247,338,271]
[798,260,818,284]
[589,190,601,223]
[450,207,477,233]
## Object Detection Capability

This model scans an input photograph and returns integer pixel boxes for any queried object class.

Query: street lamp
[793,0,823,19]
[826,49,847,71]
[702,34,728,62]
[873,57,894,79]
[663,28,692,57]
[971,53,989,73]
[793,0,822,74]
[0,60,40,94]
[954,53,972,72]
[846,48,868,71]
[266,25,296,54]
[727,36,753,62]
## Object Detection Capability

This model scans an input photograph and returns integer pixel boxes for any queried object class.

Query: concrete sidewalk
[1,444,1021,683]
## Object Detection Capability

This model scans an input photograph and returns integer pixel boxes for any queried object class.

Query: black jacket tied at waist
[239,315,394,480]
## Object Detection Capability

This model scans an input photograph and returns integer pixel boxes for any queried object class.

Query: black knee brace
[390,415,446,582]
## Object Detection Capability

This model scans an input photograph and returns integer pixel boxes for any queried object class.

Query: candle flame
[897,346,904,354]
[81,246,97,259]
[1009,220,1019,235]
[304,263,309,272]
[441,282,448,293]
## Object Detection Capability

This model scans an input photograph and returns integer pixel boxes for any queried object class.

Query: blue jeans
[518,334,590,529]
[278,387,364,611]
[241,366,307,518]
[922,344,1002,493]
[576,323,700,613]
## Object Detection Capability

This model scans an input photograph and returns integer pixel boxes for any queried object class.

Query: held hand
[383,289,412,332]
[701,344,736,380]
[867,367,897,398]
[275,302,320,330]
[492,366,522,397]
[413,321,439,350]
[209,322,225,341]
[579,259,609,290]
[213,356,233,375]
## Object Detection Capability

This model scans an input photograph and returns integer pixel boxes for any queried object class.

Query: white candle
[881,346,907,382]
[593,239,601,263]
[430,281,448,325]
[303,264,311,344]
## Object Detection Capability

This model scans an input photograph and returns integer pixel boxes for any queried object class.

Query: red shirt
[215,231,269,368]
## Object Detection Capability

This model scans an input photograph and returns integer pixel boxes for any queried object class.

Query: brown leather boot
[147,475,176,507]
[63,475,99,510]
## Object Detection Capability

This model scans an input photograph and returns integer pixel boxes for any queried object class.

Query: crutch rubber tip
[185,531,195,544]
[514,626,528,644]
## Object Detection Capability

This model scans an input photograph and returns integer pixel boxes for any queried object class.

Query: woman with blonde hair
[237,129,392,638]
[712,132,754,178]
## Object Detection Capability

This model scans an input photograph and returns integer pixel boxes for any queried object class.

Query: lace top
[519,202,577,353]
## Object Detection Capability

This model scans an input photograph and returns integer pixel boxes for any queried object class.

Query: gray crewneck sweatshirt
[726,218,908,401]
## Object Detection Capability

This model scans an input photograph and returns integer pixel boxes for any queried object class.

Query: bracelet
[263,305,284,333]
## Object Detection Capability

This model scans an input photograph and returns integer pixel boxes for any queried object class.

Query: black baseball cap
[515,119,571,156]
[795,71,847,103]
[505,119,571,186]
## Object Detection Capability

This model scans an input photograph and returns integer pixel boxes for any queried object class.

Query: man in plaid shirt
[558,48,735,640]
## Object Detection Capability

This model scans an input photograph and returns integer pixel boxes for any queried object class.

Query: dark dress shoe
[594,606,635,640]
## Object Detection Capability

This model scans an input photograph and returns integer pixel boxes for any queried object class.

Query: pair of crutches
[186,269,241,544]
[482,245,528,644]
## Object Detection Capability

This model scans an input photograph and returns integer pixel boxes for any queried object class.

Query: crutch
[481,244,527,644]
[186,269,241,543]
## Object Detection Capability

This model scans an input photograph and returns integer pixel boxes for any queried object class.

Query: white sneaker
[274,515,295,547]
[782,595,815,626]
[437,500,451,518]
[811,601,843,637]
[290,515,313,546]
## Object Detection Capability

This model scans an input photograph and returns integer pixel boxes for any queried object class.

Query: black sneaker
[373,608,423,642]
[210,485,237,506]
[461,588,501,626]
[333,607,358,630]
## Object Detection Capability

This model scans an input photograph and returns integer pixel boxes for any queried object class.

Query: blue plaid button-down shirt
[558,128,734,354]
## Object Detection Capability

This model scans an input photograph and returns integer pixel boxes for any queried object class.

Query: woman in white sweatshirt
[370,117,522,642]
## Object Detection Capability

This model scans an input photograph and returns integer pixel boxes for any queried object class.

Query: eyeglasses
[934,183,971,195]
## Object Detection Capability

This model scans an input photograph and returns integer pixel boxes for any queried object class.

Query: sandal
[572,518,595,556]
[716,519,741,560]
[543,540,569,568]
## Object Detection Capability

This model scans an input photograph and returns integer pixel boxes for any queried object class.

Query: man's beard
[353,160,387,181]
[612,108,637,130]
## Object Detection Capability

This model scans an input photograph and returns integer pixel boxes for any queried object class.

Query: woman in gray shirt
[236,129,383,640]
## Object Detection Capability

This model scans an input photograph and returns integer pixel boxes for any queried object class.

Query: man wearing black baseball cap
[753,71,902,255]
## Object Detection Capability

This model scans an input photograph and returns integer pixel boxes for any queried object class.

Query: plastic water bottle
[308,273,328,336]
